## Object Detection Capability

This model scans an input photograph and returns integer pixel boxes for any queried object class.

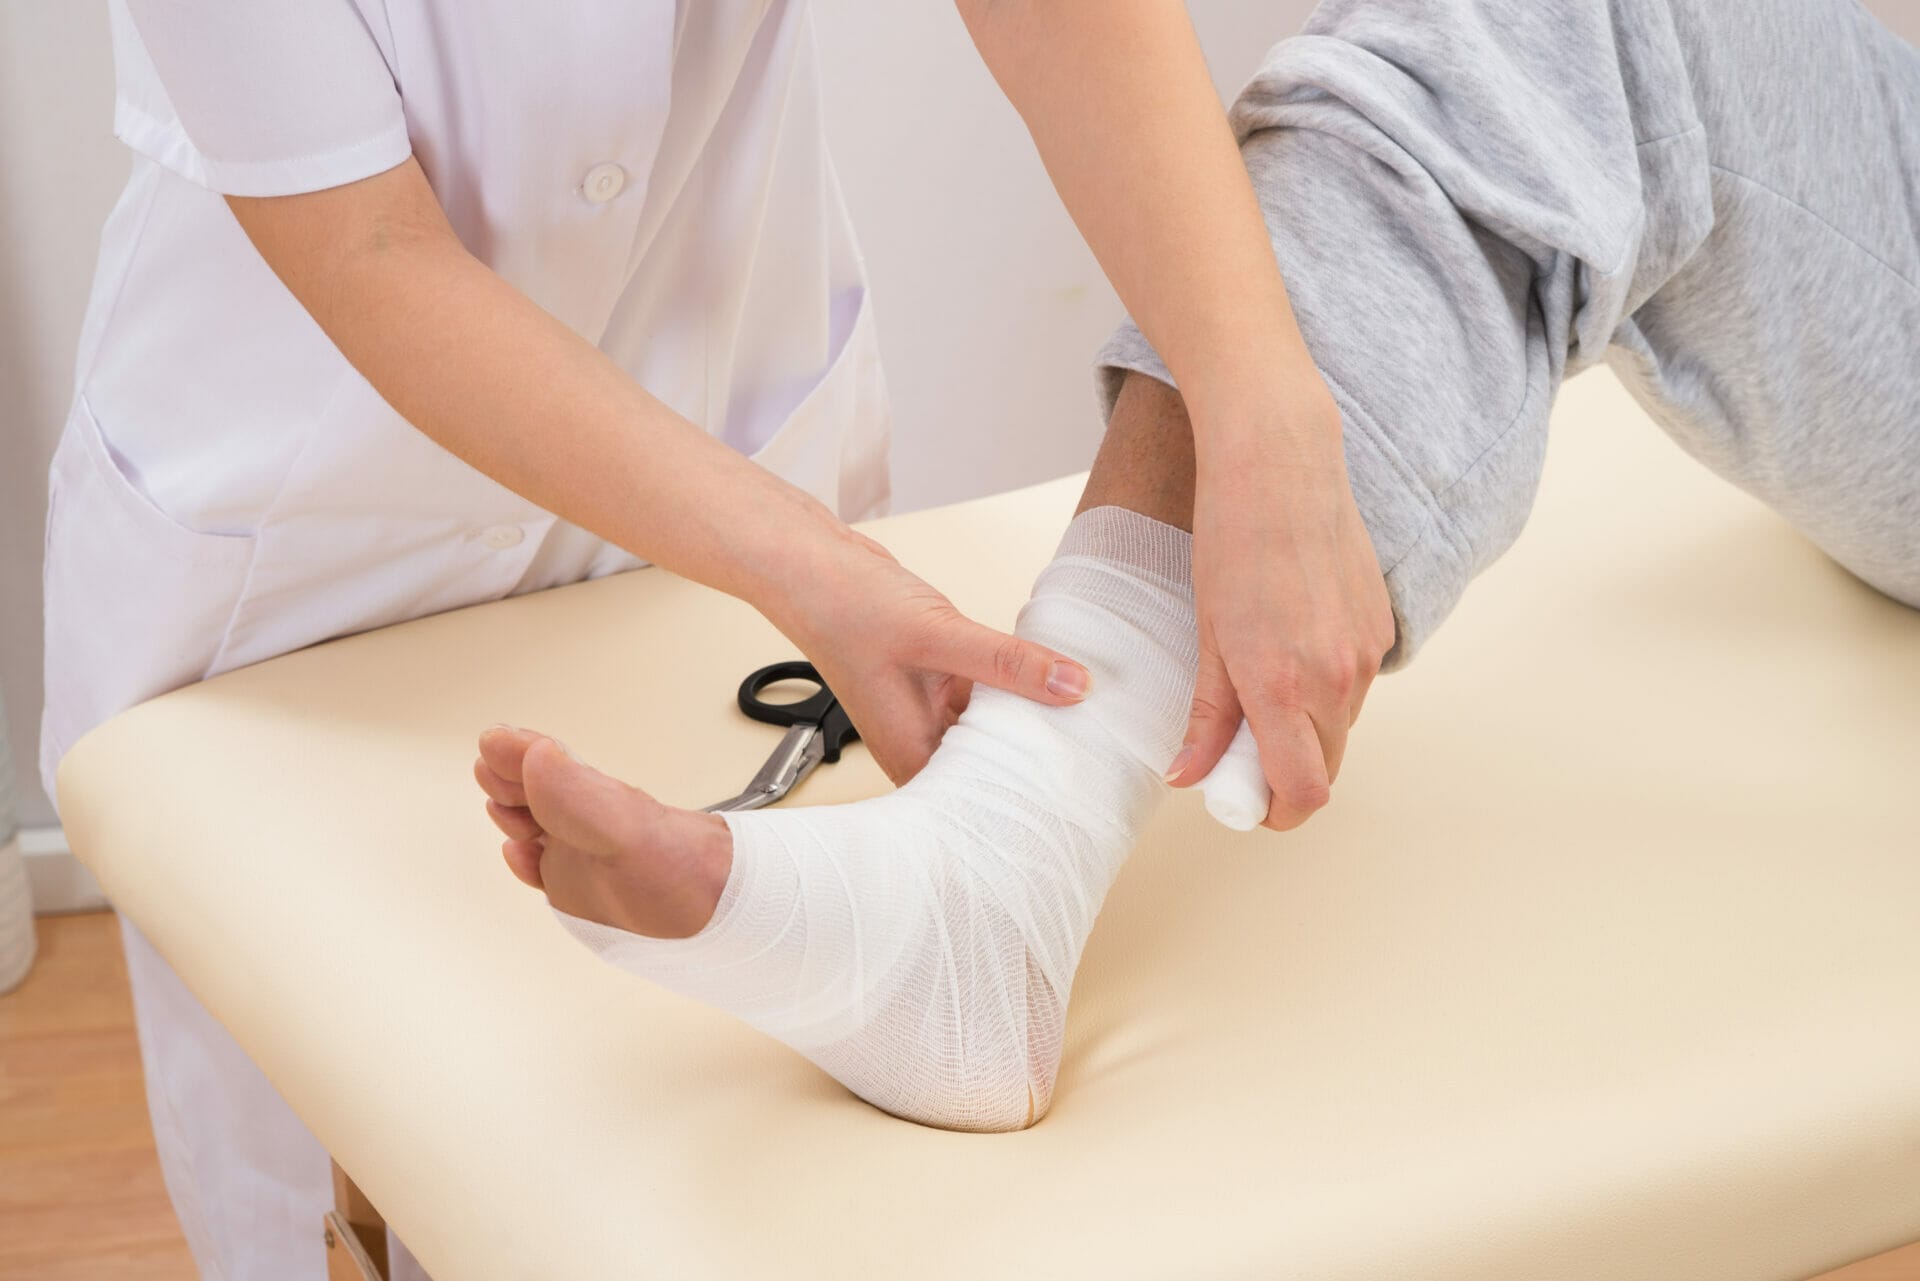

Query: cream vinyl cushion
[59,370,1920,1280]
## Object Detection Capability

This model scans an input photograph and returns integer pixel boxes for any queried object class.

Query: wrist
[1175,342,1341,459]
[1191,381,1344,473]
[740,498,881,646]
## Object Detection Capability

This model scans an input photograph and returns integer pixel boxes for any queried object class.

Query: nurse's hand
[1165,396,1396,830]
[780,529,1091,784]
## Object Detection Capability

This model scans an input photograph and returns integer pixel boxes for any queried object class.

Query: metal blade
[700,724,825,812]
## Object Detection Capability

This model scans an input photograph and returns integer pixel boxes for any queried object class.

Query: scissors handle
[737,661,859,763]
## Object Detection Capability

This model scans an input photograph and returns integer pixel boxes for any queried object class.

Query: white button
[481,525,524,550]
[582,162,627,204]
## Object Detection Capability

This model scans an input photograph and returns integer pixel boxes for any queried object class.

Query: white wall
[811,0,1308,512]
[0,0,126,830]
[2,1,1915,831]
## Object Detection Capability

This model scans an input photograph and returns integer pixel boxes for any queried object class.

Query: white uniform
[39,2,888,1276]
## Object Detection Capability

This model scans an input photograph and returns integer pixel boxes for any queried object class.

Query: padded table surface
[61,370,1920,1280]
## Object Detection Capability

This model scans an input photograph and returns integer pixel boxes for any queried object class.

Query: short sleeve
[109,0,412,197]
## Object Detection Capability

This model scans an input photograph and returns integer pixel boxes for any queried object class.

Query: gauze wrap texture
[557,508,1196,1131]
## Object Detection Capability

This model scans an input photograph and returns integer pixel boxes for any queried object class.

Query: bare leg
[1076,372,1196,531]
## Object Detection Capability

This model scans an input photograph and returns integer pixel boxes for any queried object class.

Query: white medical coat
[40,0,891,800]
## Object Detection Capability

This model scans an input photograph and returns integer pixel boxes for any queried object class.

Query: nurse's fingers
[474,757,529,809]
[1240,705,1331,832]
[1307,704,1350,789]
[487,799,544,842]
[501,838,545,890]
[925,617,1090,707]
[1165,639,1241,787]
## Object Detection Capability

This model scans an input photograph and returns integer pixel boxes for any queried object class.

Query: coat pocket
[748,286,892,522]
[39,397,257,804]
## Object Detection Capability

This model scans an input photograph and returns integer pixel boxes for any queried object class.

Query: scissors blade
[701,724,827,813]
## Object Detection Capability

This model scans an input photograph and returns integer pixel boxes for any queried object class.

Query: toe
[516,738,733,938]
[486,799,543,842]
[501,838,545,889]
[478,725,544,786]
[474,756,529,809]
[520,737,659,857]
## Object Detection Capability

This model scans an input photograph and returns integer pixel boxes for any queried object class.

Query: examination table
[58,369,1920,1280]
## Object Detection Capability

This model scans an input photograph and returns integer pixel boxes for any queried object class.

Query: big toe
[519,736,657,855]
[478,725,544,785]
[518,737,733,938]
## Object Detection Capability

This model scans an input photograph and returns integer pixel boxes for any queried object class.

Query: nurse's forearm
[224,159,852,615]
[957,0,1332,452]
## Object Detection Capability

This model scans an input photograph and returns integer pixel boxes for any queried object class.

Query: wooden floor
[1,911,1916,1281]
[0,911,196,1278]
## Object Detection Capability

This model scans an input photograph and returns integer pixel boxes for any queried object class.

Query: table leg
[324,1159,390,1281]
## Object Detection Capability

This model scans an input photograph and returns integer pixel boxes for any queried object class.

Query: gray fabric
[1096,0,1920,666]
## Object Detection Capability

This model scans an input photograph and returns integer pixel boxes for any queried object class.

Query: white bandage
[1200,720,1271,831]
[557,507,1198,1131]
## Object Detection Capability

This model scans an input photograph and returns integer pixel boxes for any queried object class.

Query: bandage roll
[1200,720,1270,832]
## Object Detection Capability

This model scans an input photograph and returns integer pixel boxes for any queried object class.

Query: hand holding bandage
[1168,385,1396,832]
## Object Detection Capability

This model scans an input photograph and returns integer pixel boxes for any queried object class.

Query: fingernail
[1163,745,1194,782]
[550,738,577,761]
[485,723,518,733]
[1046,662,1090,700]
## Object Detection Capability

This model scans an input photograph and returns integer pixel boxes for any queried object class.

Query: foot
[472,508,1199,1132]
[475,727,732,940]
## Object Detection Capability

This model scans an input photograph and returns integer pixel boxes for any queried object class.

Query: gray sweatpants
[1099,0,1920,664]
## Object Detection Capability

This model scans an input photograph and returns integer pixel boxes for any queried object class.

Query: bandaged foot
[476,508,1197,1131]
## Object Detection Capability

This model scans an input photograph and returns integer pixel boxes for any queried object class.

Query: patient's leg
[478,434,1199,1131]
[477,0,1574,1120]
[479,0,1766,1131]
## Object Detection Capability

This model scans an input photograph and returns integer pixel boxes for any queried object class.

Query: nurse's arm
[959,0,1394,827]
[958,0,1321,437]
[223,158,1091,781]
[226,159,837,611]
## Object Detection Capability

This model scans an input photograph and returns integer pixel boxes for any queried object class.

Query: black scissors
[701,661,858,812]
